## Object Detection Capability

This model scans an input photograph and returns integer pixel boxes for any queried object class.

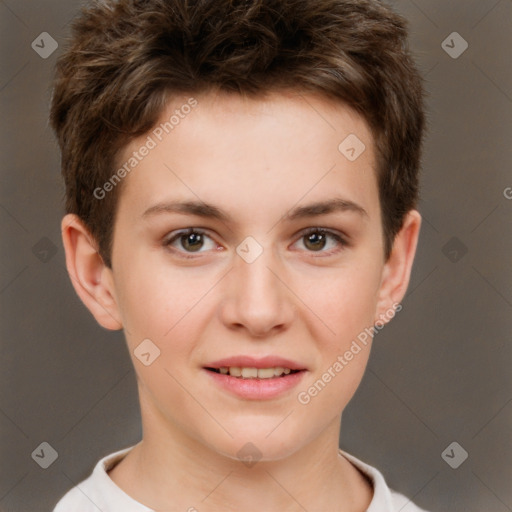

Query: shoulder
[388,490,430,512]
[53,481,99,512]
[53,466,110,512]
[53,445,152,512]
[340,450,430,512]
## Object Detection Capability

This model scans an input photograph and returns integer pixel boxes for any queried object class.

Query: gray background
[1,0,511,510]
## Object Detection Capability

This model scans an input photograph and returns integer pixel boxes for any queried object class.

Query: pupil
[305,232,326,251]
[183,232,203,252]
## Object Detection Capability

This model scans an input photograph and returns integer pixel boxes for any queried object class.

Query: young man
[51,0,428,510]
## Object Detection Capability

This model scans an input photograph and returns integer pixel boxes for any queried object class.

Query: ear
[61,214,123,330]
[374,209,421,324]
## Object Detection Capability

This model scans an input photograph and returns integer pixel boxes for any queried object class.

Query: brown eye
[303,231,327,251]
[294,228,347,254]
[180,232,204,252]
[164,228,217,255]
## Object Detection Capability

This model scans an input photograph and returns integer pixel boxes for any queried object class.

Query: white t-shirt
[53,446,428,512]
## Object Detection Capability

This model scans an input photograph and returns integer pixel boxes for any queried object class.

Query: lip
[202,355,307,401]
[203,367,306,400]
[204,355,307,371]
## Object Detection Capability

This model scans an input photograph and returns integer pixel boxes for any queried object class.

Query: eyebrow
[284,198,368,221]
[142,198,368,222]
[142,201,230,222]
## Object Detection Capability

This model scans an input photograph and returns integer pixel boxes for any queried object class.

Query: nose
[219,245,296,338]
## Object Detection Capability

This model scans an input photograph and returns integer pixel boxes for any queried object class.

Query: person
[50,0,428,510]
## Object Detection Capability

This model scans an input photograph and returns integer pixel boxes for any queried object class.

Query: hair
[50,0,426,267]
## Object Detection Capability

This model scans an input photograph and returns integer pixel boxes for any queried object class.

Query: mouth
[202,356,307,400]
[204,366,303,379]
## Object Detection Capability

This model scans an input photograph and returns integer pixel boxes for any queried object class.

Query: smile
[205,366,300,379]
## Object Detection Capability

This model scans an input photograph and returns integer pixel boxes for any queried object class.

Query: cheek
[296,263,381,351]
[115,265,210,398]
[113,258,167,335]
[293,271,379,417]
[115,259,219,351]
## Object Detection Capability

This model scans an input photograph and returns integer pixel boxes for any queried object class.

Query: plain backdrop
[1,1,511,511]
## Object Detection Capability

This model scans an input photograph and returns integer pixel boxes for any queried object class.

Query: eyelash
[162,227,348,260]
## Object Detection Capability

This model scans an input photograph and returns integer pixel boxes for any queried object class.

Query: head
[51,0,425,461]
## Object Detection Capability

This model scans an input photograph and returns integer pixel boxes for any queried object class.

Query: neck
[108,396,372,511]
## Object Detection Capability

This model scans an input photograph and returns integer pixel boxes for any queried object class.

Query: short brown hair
[50,0,425,267]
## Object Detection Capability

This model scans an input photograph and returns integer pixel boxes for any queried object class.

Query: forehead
[114,90,379,225]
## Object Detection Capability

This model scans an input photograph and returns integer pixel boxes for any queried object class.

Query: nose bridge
[239,250,277,297]
[221,238,294,336]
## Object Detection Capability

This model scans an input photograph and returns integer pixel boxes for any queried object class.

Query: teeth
[257,368,275,378]
[216,366,295,379]
[241,367,258,378]
[229,366,242,377]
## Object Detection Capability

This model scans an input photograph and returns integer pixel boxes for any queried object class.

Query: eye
[293,227,347,254]
[163,228,219,256]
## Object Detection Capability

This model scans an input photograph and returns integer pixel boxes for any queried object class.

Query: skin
[62,90,421,511]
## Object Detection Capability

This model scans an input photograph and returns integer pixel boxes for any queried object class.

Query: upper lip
[204,356,307,371]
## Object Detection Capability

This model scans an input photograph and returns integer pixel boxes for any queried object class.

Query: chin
[201,421,305,464]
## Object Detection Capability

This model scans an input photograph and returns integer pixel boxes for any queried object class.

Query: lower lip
[203,369,306,400]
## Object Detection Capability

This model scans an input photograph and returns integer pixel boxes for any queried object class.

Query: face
[97,91,407,461]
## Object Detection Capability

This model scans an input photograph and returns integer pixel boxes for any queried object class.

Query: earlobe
[61,214,123,330]
[374,209,421,324]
